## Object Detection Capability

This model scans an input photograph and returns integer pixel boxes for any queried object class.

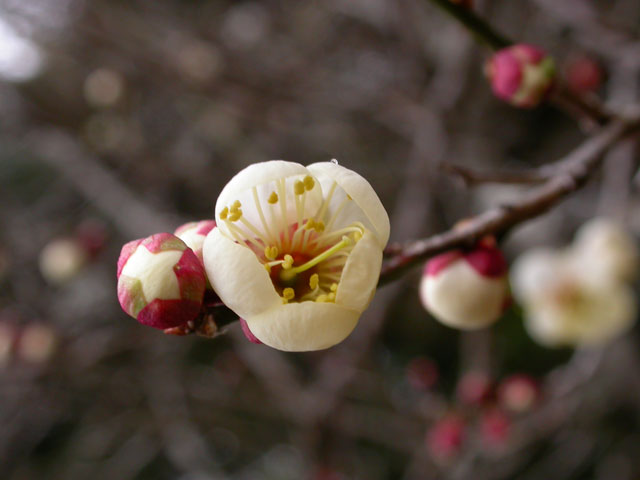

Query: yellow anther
[347,194,352,200]
[264,245,278,261]
[294,180,305,195]
[328,292,336,301]
[342,235,352,246]
[229,209,242,222]
[352,231,362,242]
[268,192,278,204]
[330,283,338,292]
[305,219,315,230]
[282,254,294,270]
[264,264,272,273]
[303,175,315,191]
[309,273,319,289]
[219,207,229,220]
[314,221,325,233]
[230,200,242,212]
[283,287,295,300]
[316,294,328,303]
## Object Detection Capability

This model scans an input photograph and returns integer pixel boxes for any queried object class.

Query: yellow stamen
[229,209,242,222]
[328,292,336,301]
[220,207,229,220]
[282,254,294,270]
[283,287,295,300]
[268,192,278,204]
[309,273,319,289]
[303,175,315,191]
[284,235,352,277]
[230,200,242,212]
[330,283,338,292]
[264,245,278,260]
[294,180,305,195]
[316,294,328,303]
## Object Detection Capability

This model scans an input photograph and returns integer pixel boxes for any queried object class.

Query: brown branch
[441,163,551,186]
[379,113,640,284]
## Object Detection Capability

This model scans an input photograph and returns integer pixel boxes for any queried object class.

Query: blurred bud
[406,356,438,391]
[480,409,510,448]
[419,241,509,329]
[84,68,125,108]
[117,233,206,329]
[75,219,108,259]
[572,217,638,283]
[497,374,540,413]
[240,318,262,344]
[39,238,88,285]
[456,371,493,406]
[174,220,216,265]
[485,44,555,108]
[565,56,603,94]
[17,323,57,364]
[174,40,224,83]
[426,415,465,461]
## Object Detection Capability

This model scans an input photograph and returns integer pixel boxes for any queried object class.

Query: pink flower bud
[427,415,465,461]
[497,374,540,413]
[565,56,602,94]
[420,243,509,329]
[480,409,510,447]
[240,317,262,344]
[406,356,438,391]
[486,44,556,108]
[117,233,206,329]
[174,220,216,265]
[456,371,494,406]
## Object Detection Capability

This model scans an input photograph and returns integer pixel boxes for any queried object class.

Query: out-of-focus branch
[380,113,640,283]
[441,163,551,186]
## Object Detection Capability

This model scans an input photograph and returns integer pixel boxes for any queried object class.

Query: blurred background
[1,0,640,478]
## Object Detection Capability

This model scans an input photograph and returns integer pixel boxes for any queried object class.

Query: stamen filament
[285,236,352,276]
[253,186,275,243]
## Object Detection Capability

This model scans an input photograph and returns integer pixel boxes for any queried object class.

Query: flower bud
[480,409,510,448]
[485,44,555,108]
[117,233,206,329]
[565,56,602,94]
[174,220,217,265]
[497,374,539,413]
[419,243,509,330]
[39,238,88,285]
[426,415,465,462]
[456,370,493,406]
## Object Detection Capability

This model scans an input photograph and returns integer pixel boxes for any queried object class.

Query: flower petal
[246,301,360,351]
[307,162,390,247]
[335,231,382,312]
[202,227,281,319]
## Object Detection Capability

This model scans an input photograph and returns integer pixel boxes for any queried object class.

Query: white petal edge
[202,228,281,319]
[215,160,310,220]
[245,301,360,352]
[335,231,382,312]
[307,162,390,247]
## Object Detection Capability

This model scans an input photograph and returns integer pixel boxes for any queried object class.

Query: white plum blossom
[511,245,636,348]
[419,241,509,330]
[203,160,390,351]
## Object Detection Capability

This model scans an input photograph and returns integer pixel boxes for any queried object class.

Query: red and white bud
[174,220,217,265]
[17,323,58,364]
[485,44,556,108]
[239,317,262,344]
[565,56,602,94]
[406,356,439,391]
[497,374,540,413]
[420,243,509,330]
[117,233,206,329]
[456,371,493,406]
[480,409,510,448]
[39,238,88,285]
[426,415,465,461]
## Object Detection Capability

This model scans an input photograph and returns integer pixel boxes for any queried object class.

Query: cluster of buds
[426,371,540,461]
[419,236,509,330]
[39,219,108,285]
[485,44,556,108]
[116,160,390,351]
[511,217,638,348]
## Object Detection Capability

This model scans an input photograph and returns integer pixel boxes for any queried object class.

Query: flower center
[218,175,365,303]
